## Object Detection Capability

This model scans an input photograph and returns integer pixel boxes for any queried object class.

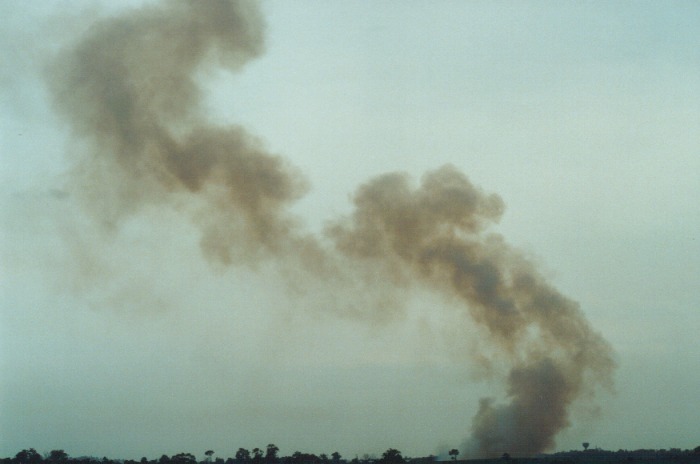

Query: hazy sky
[1,0,699,460]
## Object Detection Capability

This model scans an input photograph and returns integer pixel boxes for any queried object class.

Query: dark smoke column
[47,0,616,458]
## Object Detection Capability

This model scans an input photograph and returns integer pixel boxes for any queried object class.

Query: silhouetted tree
[252,449,263,464]
[171,454,196,464]
[47,451,68,463]
[448,450,458,462]
[265,445,279,464]
[14,450,42,464]
[583,443,590,451]
[205,452,214,463]
[159,455,170,464]
[378,450,403,464]
[330,453,341,464]
[235,449,250,464]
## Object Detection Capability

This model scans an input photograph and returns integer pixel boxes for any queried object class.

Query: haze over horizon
[1,1,699,460]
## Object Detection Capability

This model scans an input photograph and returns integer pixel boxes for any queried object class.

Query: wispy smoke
[47,0,615,457]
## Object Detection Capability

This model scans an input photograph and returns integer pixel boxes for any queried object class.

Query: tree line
[9,446,700,464]
[5,447,440,464]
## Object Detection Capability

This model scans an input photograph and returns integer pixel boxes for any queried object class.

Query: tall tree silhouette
[235,450,250,464]
[265,445,279,464]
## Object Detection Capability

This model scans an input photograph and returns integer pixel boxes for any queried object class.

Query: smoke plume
[47,0,615,457]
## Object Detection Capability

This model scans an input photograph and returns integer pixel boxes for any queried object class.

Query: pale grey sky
[1,0,699,460]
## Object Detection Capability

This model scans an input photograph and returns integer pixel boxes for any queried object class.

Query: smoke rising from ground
[47,0,615,457]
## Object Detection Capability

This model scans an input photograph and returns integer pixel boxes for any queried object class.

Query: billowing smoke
[47,0,615,458]
[48,0,309,263]
[327,168,615,456]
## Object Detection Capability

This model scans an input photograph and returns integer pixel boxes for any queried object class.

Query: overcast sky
[1,0,699,460]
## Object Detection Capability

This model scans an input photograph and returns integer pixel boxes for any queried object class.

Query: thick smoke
[49,0,309,263]
[47,0,615,458]
[328,169,615,456]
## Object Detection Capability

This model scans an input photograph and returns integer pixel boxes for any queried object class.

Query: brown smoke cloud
[47,0,615,457]
[48,0,308,263]
[328,168,615,456]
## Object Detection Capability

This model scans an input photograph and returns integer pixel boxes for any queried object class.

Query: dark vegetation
[5,446,700,464]
[4,447,421,464]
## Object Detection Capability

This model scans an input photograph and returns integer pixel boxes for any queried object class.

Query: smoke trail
[47,0,615,457]
[48,0,308,263]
